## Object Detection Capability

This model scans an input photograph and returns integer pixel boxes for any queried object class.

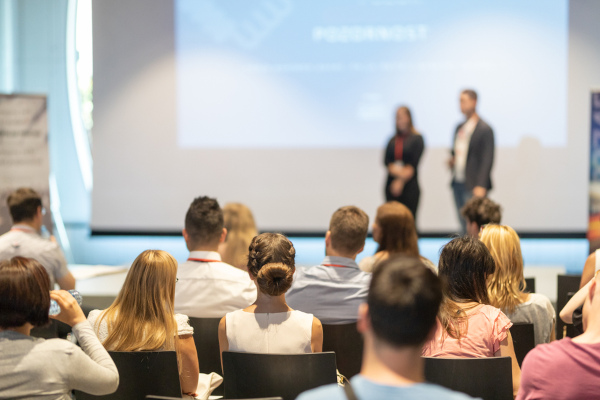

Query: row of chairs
[74,350,516,400]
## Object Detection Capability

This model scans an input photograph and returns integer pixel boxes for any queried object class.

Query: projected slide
[175,0,567,148]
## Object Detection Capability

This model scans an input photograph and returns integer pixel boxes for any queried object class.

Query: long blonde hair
[221,203,258,270]
[480,225,525,314]
[96,250,179,352]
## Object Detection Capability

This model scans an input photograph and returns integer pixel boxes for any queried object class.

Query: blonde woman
[480,225,555,345]
[218,203,258,271]
[88,250,200,396]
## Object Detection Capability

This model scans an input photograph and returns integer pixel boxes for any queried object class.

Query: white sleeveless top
[225,309,313,353]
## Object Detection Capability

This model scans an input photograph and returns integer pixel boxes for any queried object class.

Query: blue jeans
[452,182,472,234]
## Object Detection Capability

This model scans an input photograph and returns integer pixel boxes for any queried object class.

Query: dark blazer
[451,118,494,190]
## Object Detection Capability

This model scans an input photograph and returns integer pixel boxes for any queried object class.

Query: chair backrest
[222,351,337,400]
[322,323,363,379]
[187,317,223,395]
[556,275,581,338]
[509,323,535,367]
[147,397,283,400]
[75,351,181,400]
[523,277,536,293]
[423,356,513,400]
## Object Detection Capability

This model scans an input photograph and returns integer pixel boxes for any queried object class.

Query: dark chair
[523,277,536,293]
[509,323,535,367]
[147,397,283,400]
[424,356,513,400]
[556,275,581,339]
[75,351,181,400]
[322,323,363,378]
[187,317,223,395]
[222,351,337,400]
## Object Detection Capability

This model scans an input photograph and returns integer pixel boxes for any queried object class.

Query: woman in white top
[88,250,199,397]
[480,225,555,345]
[219,233,323,356]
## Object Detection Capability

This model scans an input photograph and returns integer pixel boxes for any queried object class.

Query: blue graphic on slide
[176,0,567,148]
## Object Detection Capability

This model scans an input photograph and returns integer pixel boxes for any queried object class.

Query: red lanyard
[323,264,348,268]
[11,227,35,233]
[394,135,404,161]
[187,258,220,263]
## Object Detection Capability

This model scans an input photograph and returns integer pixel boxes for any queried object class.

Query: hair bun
[256,263,294,297]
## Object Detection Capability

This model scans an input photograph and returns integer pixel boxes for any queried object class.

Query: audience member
[0,257,118,399]
[460,197,502,238]
[359,201,435,272]
[286,206,371,324]
[218,233,323,356]
[422,236,520,396]
[174,196,256,318]
[480,224,555,345]
[297,256,475,400]
[0,188,75,289]
[88,250,199,396]
[518,271,600,399]
[218,202,258,271]
[578,250,599,289]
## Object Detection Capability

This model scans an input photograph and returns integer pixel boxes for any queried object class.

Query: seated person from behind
[460,196,502,238]
[218,202,258,271]
[88,250,200,397]
[218,233,323,355]
[0,257,118,399]
[518,271,600,399]
[422,236,521,397]
[480,224,555,345]
[297,256,476,400]
[358,201,436,273]
[175,196,256,318]
[286,206,371,325]
[0,188,75,289]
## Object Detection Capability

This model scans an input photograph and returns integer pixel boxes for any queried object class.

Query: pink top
[422,304,512,358]
[517,338,600,400]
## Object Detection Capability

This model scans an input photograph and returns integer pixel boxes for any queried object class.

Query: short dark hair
[0,257,51,329]
[184,196,224,247]
[368,256,442,347]
[461,89,478,101]
[247,233,296,296]
[7,188,42,223]
[329,206,369,255]
[461,197,502,228]
[438,236,495,305]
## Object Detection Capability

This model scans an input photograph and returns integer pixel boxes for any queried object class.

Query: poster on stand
[0,94,52,234]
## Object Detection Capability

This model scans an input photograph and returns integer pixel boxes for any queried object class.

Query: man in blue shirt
[286,206,371,324]
[296,256,476,400]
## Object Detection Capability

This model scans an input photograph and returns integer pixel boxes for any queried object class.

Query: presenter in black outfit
[384,106,425,220]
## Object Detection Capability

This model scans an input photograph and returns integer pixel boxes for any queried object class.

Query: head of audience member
[97,250,179,351]
[357,256,442,370]
[219,203,258,270]
[326,206,369,260]
[460,197,502,237]
[480,225,524,314]
[437,236,495,338]
[460,89,478,118]
[0,256,50,333]
[247,233,295,297]
[6,188,44,232]
[183,196,226,252]
[373,201,419,257]
[582,271,600,333]
[395,106,417,135]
